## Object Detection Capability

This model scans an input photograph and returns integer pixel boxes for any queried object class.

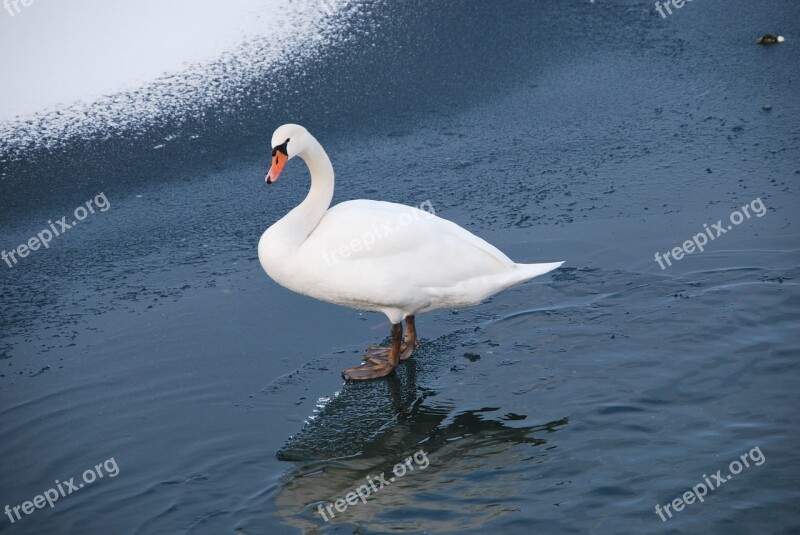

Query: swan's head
[265,123,310,184]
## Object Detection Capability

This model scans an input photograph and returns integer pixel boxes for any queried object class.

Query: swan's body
[261,198,562,323]
[259,124,563,380]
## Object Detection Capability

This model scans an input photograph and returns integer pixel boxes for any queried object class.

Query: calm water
[1,1,798,533]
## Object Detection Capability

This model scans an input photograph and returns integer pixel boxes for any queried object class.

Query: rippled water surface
[1,1,798,533]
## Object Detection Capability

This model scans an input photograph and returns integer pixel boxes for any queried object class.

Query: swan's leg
[404,315,418,351]
[342,323,401,380]
[365,316,417,364]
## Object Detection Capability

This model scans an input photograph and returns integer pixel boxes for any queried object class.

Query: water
[1,1,798,533]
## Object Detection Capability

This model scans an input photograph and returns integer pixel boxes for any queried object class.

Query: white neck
[272,136,334,248]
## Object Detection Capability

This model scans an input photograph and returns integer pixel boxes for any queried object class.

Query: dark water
[1,1,799,533]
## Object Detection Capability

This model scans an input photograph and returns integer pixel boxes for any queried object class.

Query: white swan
[259,124,563,380]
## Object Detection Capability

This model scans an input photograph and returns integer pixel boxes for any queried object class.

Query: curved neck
[279,136,334,244]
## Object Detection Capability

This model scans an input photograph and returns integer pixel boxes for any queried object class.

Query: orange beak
[266,151,288,184]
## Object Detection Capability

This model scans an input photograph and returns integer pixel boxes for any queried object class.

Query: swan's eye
[272,138,290,158]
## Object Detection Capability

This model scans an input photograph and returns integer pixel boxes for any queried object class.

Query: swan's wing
[302,200,516,287]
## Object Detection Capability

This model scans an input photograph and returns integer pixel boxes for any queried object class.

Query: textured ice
[0,0,364,158]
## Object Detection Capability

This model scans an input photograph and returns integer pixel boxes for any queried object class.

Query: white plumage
[258,124,563,379]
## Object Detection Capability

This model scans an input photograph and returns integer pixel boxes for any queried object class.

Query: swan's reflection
[272,355,568,531]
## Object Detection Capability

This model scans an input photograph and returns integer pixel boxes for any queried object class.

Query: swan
[259,124,563,380]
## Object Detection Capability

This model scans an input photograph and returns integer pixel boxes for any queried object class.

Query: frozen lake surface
[0,1,798,533]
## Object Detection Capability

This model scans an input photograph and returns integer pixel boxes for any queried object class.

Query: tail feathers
[515,261,564,281]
